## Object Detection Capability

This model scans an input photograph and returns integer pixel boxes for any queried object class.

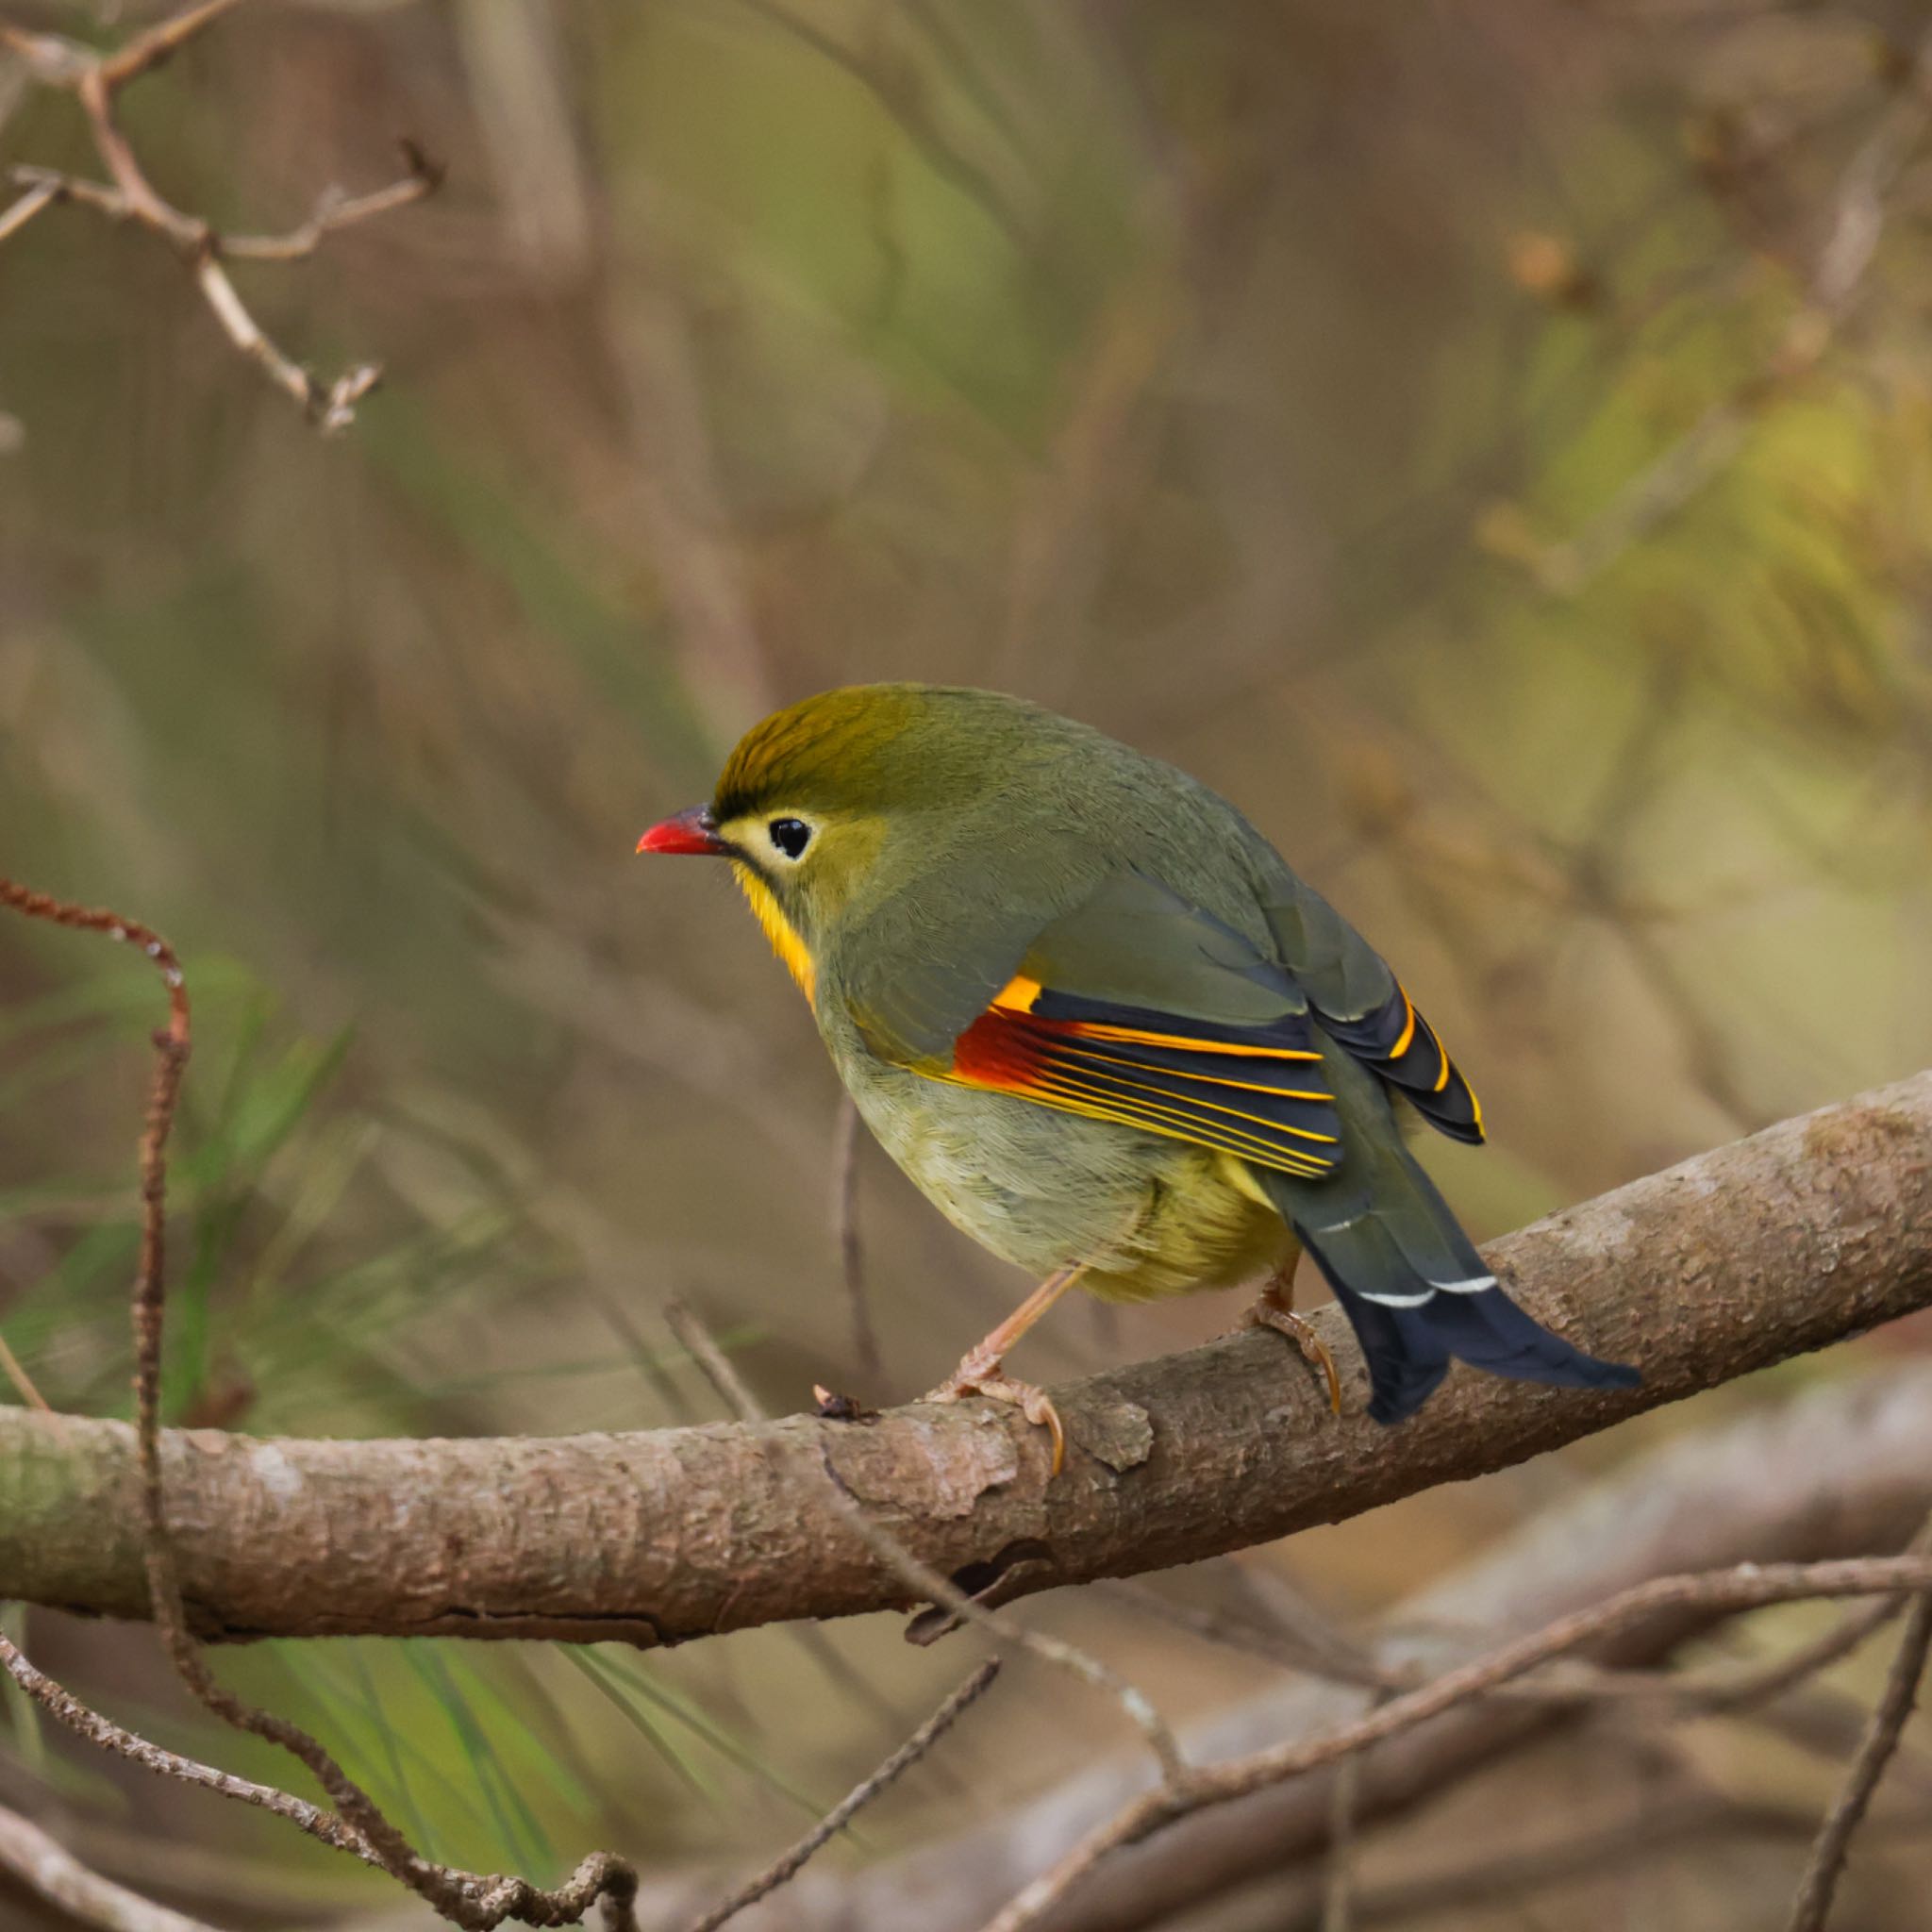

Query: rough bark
[1,1071,1928,1645]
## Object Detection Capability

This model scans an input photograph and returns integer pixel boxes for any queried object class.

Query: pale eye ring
[768,817,812,859]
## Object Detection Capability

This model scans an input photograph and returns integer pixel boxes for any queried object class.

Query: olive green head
[638,684,1089,965]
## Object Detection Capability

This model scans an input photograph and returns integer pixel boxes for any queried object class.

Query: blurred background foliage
[4,0,1932,1925]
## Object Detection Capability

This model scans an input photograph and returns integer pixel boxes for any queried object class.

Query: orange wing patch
[946,976,1341,1178]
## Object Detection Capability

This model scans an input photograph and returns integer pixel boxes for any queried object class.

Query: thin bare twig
[0,1325,55,1416]
[828,1448,1187,1782]
[830,1093,883,1384]
[1321,1679,1400,1932]
[663,1293,766,1423]
[0,0,439,431]
[1113,1527,1921,1717]
[679,1659,1002,1932]
[0,1627,375,1865]
[1784,1590,1932,1932]
[1696,1594,1914,1714]
[1287,1788,1927,1932]
[1320,1739,1366,1932]
[96,0,251,90]
[1105,1574,1394,1691]
[980,1555,1932,1932]
[220,142,442,260]
[0,175,58,243]
[657,1296,952,1760]
[1470,1510,1932,1714]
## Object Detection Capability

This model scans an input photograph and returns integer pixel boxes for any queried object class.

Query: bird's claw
[922,1362,1066,1476]
[1243,1296,1344,1416]
[813,1383,877,1423]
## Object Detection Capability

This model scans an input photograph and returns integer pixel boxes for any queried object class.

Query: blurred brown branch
[0,1800,226,1932]
[4,1068,1930,1646]
[0,0,440,431]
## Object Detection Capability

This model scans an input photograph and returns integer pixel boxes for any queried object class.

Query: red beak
[637,805,728,857]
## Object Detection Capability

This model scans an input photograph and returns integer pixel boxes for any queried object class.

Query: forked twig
[0,0,440,431]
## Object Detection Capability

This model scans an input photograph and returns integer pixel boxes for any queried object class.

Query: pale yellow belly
[843,1055,1294,1303]
[1082,1151,1298,1305]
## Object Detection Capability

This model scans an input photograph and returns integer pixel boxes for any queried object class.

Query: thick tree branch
[2,1070,1929,1644]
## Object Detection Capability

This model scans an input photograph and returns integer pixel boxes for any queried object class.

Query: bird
[638,684,1639,1469]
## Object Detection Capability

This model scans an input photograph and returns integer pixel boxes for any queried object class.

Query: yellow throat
[732,862,815,1005]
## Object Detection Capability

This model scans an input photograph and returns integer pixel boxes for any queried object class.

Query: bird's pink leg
[1242,1258,1344,1416]
[922,1265,1085,1474]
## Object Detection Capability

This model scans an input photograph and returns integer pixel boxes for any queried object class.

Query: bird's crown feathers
[712,683,1051,822]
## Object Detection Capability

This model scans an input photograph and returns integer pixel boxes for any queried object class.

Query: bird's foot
[812,1384,878,1424]
[1242,1291,1343,1416]
[922,1351,1066,1476]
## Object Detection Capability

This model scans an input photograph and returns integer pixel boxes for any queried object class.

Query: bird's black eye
[768,817,812,859]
